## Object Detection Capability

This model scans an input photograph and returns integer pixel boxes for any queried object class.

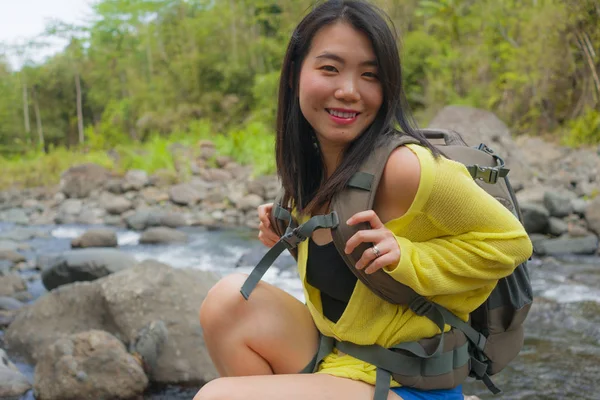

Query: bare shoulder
[374,145,421,222]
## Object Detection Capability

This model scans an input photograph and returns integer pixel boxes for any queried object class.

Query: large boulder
[60,163,111,199]
[41,249,137,291]
[33,330,147,400]
[5,261,219,385]
[428,105,534,183]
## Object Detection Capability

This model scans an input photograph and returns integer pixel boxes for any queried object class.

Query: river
[2,223,599,400]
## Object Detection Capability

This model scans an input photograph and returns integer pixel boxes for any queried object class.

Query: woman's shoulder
[374,144,424,222]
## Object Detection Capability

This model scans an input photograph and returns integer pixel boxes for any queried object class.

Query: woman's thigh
[200,273,319,374]
[194,373,403,400]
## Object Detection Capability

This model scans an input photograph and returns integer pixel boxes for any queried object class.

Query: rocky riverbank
[1,105,600,399]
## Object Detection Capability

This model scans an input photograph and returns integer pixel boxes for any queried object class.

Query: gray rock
[169,184,205,206]
[76,207,106,225]
[125,209,153,231]
[139,227,188,244]
[5,261,219,385]
[0,296,24,311]
[140,187,170,204]
[103,195,133,215]
[0,274,27,297]
[0,208,29,225]
[60,163,111,199]
[71,228,118,249]
[33,330,147,400]
[41,249,138,291]
[235,194,264,212]
[548,217,569,236]
[122,169,149,191]
[543,191,574,218]
[586,197,600,235]
[0,250,25,264]
[520,203,550,234]
[0,349,31,399]
[0,227,49,242]
[534,234,599,256]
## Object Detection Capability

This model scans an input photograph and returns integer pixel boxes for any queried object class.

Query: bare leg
[199,273,319,376]
[194,373,403,400]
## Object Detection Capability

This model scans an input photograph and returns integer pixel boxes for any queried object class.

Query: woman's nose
[334,78,360,102]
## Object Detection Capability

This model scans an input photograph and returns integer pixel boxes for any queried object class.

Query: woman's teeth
[327,109,357,119]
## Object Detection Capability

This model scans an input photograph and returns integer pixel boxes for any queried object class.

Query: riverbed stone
[5,261,219,386]
[543,191,574,218]
[169,184,205,206]
[0,296,24,311]
[103,194,133,215]
[0,274,27,297]
[41,249,137,290]
[533,234,599,256]
[0,208,29,225]
[520,203,550,234]
[139,227,188,244]
[122,169,149,191]
[60,163,111,199]
[548,217,569,236]
[0,349,31,399]
[71,228,118,248]
[0,250,26,264]
[586,197,600,235]
[33,330,147,400]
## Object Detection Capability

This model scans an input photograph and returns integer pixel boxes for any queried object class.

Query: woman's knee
[199,273,249,332]
[193,378,230,400]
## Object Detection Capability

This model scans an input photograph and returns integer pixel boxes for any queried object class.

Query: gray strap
[374,368,392,400]
[272,204,292,223]
[347,171,374,191]
[336,340,469,377]
[410,296,487,353]
[240,213,339,300]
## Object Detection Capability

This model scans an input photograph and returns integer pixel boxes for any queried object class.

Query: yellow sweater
[297,144,533,386]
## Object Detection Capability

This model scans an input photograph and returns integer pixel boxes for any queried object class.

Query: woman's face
[298,22,383,151]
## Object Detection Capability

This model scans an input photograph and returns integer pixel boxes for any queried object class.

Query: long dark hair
[276,0,439,214]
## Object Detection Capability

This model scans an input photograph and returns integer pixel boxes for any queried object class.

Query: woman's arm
[345,145,533,296]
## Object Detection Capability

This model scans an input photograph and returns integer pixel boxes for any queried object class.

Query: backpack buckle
[409,297,434,317]
[282,228,306,250]
[469,165,499,184]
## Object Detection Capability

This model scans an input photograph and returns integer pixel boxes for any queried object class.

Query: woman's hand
[344,210,401,274]
[257,203,280,248]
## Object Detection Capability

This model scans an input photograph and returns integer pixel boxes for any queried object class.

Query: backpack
[240,128,533,398]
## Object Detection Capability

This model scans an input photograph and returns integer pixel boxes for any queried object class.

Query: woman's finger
[344,228,388,255]
[257,203,274,227]
[364,252,398,274]
[355,241,390,270]
[259,221,280,242]
[346,209,384,229]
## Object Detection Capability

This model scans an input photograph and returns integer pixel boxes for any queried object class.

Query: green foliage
[561,108,600,147]
[212,121,276,176]
[1,0,599,189]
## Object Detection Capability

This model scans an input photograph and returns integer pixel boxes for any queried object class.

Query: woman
[194,1,533,399]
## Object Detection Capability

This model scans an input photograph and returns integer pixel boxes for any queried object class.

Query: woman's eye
[320,65,338,72]
[363,72,379,79]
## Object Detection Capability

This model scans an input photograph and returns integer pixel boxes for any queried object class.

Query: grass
[0,118,277,191]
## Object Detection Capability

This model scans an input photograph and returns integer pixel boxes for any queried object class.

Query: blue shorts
[390,385,463,400]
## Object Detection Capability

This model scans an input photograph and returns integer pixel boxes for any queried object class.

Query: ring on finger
[372,245,382,258]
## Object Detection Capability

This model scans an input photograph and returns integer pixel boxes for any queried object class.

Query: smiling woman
[193,1,533,400]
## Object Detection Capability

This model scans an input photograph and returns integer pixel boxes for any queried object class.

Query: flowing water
[2,223,599,400]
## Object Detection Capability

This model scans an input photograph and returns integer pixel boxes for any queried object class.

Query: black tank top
[306,238,357,322]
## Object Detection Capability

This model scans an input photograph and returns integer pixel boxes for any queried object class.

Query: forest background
[0,0,599,190]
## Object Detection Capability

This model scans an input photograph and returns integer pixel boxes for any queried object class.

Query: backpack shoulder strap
[330,134,423,305]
